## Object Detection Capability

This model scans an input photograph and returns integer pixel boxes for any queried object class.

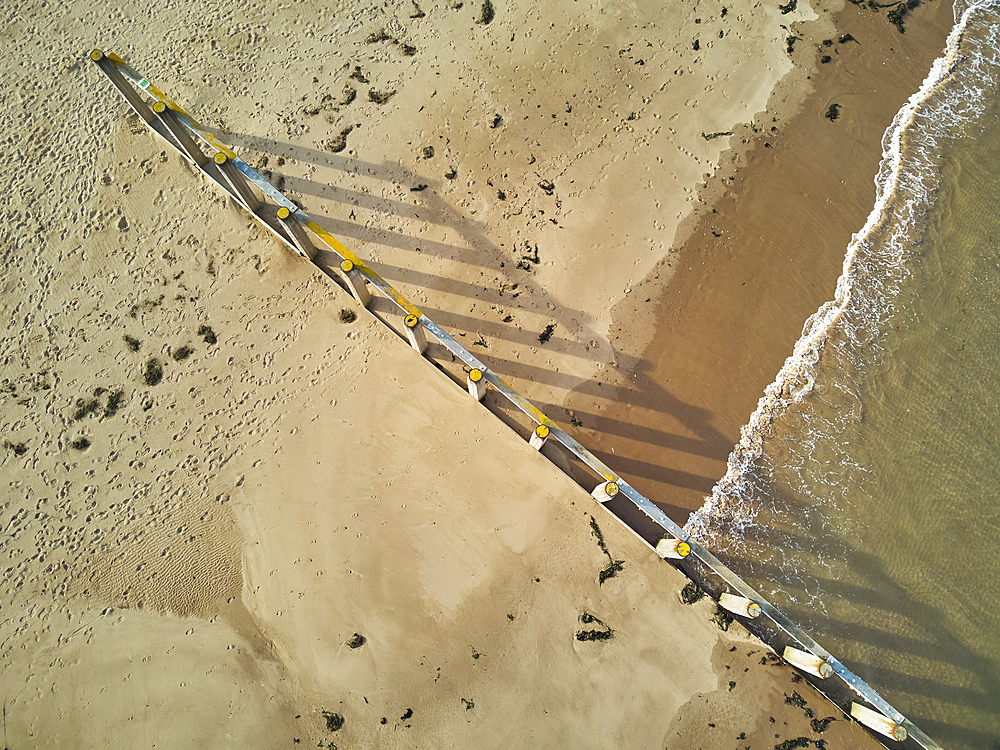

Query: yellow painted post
[851,703,908,742]
[152,101,209,168]
[213,152,262,212]
[529,424,550,450]
[467,368,487,401]
[655,538,691,560]
[277,207,318,260]
[89,49,155,125]
[339,259,372,307]
[783,646,834,679]
[719,593,761,619]
[404,314,428,354]
[591,481,619,503]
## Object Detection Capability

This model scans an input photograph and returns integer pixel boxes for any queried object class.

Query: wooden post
[719,593,761,619]
[277,206,318,260]
[404,314,428,354]
[851,703,908,742]
[529,424,550,450]
[339,259,371,308]
[655,538,691,559]
[213,152,262,212]
[467,368,487,401]
[152,101,209,168]
[591,481,619,503]
[783,646,833,679]
[90,50,154,125]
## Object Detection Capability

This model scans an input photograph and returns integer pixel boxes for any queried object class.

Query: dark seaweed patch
[477,0,495,24]
[142,358,163,386]
[69,437,91,451]
[197,324,217,345]
[327,125,355,153]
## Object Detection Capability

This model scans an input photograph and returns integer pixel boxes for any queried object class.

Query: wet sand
[573,0,959,523]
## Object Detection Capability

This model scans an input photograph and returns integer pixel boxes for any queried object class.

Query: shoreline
[571,0,959,523]
[0,0,950,747]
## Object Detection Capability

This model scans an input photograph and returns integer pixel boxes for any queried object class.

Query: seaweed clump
[711,605,734,631]
[774,739,811,750]
[680,581,706,604]
[322,712,344,732]
[102,389,125,418]
[197,324,217,345]
[142,358,163,386]
[824,103,841,121]
[887,0,921,32]
[71,397,101,421]
[811,717,835,733]
[327,125,355,153]
[576,611,614,641]
[477,0,495,24]
[599,558,625,585]
[575,628,614,642]
[4,440,28,456]
[368,88,397,105]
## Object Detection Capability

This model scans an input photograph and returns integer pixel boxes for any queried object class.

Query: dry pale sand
[0,0,900,747]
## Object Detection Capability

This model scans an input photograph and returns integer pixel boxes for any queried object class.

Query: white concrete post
[277,206,318,260]
[851,703,908,742]
[655,538,691,559]
[467,368,487,401]
[719,593,761,619]
[339,259,372,308]
[213,152,262,212]
[152,101,209,168]
[529,424,550,450]
[783,646,833,679]
[591,481,619,503]
[404,314,428,355]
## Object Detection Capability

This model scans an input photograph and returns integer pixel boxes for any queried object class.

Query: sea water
[686,2,1000,747]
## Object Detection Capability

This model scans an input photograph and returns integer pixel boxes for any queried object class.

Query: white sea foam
[686,0,1000,542]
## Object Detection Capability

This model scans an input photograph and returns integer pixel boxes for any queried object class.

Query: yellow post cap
[469,368,483,382]
[214,152,228,164]
[535,424,550,438]
[676,541,691,557]
[277,206,291,219]
[604,482,619,497]
[405,314,420,328]
[747,602,761,618]
[90,49,104,61]
[153,101,166,113]
[340,259,354,273]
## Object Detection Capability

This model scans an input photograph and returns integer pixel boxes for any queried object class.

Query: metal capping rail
[89,49,941,750]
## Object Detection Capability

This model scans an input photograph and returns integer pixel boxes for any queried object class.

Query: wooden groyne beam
[89,49,941,750]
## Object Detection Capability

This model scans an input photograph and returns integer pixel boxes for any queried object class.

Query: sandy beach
[568,0,958,521]
[0,0,949,746]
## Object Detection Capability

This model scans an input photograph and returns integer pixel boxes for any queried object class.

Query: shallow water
[687,2,1000,746]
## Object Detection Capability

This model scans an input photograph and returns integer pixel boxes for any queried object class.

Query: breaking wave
[686,0,1000,542]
